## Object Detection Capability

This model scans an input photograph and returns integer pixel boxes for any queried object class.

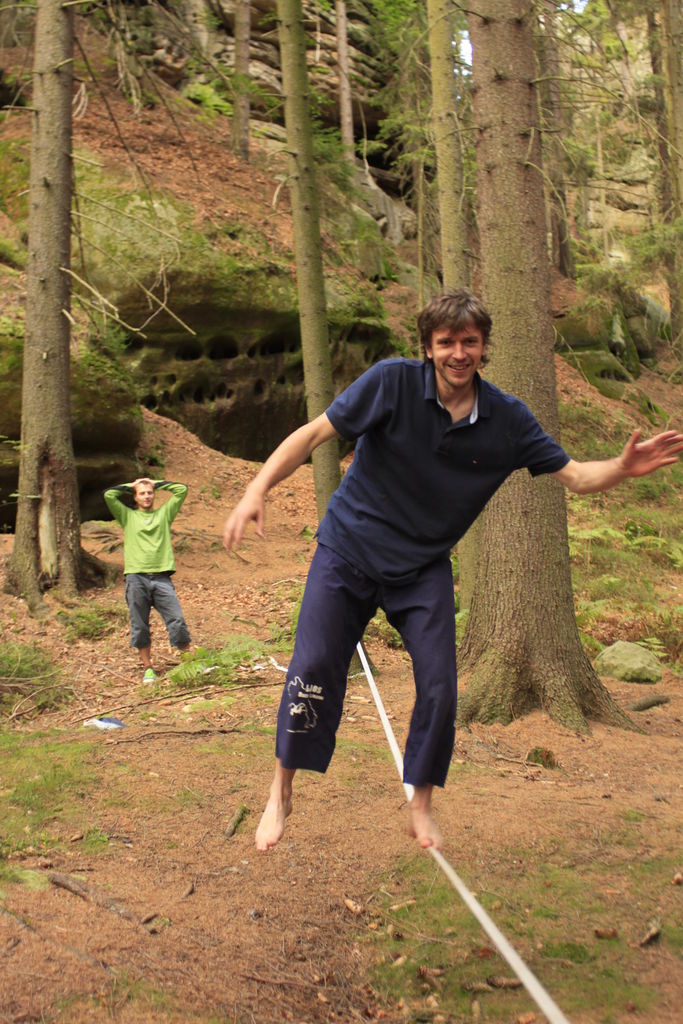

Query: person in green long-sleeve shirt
[104,478,191,684]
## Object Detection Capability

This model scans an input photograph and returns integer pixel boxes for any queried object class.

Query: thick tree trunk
[276,0,340,518]
[6,0,82,611]
[335,0,354,161]
[426,0,467,288]
[461,0,632,731]
[231,0,251,161]
[647,9,682,361]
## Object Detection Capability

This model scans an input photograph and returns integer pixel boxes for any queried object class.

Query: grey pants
[124,572,190,649]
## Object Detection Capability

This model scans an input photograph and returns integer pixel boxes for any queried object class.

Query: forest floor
[1,22,683,1024]
[1,367,682,1024]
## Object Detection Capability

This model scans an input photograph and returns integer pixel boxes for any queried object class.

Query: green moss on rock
[560,348,632,400]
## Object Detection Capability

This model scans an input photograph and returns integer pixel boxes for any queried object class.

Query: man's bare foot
[408,785,443,850]
[255,762,295,851]
[255,792,292,850]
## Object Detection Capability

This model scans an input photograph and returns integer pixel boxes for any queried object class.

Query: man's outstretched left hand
[619,429,683,478]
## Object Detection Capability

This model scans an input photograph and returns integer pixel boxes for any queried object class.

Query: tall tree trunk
[335,0,354,161]
[425,0,475,609]
[536,0,574,278]
[461,0,632,731]
[6,0,82,612]
[594,107,610,261]
[184,0,212,57]
[231,0,251,161]
[647,8,682,360]
[426,0,467,287]
[660,0,683,357]
[415,155,427,309]
[277,0,340,518]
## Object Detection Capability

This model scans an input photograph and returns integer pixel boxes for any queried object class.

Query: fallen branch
[240,971,318,989]
[629,695,670,712]
[0,902,115,974]
[225,802,249,837]
[111,726,243,743]
[495,754,542,769]
[48,872,141,926]
[71,678,283,726]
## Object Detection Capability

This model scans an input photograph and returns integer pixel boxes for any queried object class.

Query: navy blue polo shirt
[317,358,569,584]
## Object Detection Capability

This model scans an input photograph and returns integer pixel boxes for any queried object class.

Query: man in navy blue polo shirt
[223,289,683,852]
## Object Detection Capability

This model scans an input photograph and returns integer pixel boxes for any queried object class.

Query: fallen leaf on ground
[595,926,618,939]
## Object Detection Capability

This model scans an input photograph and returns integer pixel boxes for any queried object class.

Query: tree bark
[461,0,632,731]
[276,0,340,518]
[536,0,574,278]
[660,0,683,357]
[335,0,354,161]
[647,8,682,360]
[6,0,82,611]
[231,0,251,161]
[426,0,467,288]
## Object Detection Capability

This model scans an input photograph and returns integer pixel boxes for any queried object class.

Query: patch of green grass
[0,732,98,859]
[0,640,68,718]
[196,729,274,766]
[0,865,50,897]
[173,787,204,809]
[629,852,681,882]
[363,837,671,1023]
[187,695,237,712]
[57,604,126,642]
[662,920,683,955]
[567,494,683,662]
[0,236,25,269]
[58,972,187,1020]
[541,939,594,963]
[82,827,110,853]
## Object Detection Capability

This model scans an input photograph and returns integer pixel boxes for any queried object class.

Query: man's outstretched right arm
[223,412,339,550]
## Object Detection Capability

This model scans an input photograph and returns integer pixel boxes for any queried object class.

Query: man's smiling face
[424,322,486,401]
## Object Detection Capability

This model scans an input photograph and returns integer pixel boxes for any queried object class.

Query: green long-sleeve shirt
[103,481,188,575]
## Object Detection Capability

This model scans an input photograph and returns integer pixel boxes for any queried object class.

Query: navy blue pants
[275,544,457,788]
[124,572,190,649]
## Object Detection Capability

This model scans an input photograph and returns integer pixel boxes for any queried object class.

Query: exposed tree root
[458,646,637,733]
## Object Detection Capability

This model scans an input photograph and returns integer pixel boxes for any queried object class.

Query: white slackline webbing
[355,641,572,1024]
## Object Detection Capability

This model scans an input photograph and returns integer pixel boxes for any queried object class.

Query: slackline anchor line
[355,641,572,1024]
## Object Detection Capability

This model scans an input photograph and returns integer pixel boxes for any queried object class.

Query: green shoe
[143,667,156,685]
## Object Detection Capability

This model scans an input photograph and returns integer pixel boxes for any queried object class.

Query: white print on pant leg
[286,675,323,733]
